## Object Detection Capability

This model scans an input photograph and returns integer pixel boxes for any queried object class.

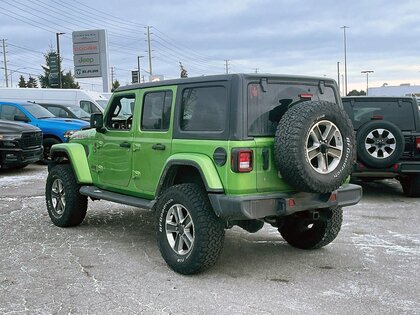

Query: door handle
[119,142,131,148]
[152,143,166,151]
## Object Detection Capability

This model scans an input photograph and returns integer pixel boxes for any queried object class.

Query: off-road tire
[42,138,61,163]
[274,101,355,193]
[155,183,225,275]
[356,120,404,169]
[279,207,343,249]
[400,175,420,197]
[45,164,88,227]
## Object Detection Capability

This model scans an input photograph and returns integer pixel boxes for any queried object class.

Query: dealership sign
[72,29,110,91]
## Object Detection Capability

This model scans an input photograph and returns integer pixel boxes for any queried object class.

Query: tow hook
[312,211,320,221]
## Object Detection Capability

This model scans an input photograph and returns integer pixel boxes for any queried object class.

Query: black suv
[0,119,43,169]
[343,96,420,196]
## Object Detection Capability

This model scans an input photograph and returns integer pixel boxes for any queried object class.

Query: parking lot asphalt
[1,164,419,314]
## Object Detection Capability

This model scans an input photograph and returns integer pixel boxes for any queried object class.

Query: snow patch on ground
[0,173,46,188]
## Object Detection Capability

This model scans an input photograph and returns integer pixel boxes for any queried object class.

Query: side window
[46,106,60,117]
[141,91,172,131]
[180,86,226,131]
[80,101,91,113]
[105,94,136,130]
[0,105,26,121]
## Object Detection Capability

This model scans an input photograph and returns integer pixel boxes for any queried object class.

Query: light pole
[8,67,27,87]
[361,70,374,95]
[341,26,349,96]
[56,32,65,88]
[337,61,340,95]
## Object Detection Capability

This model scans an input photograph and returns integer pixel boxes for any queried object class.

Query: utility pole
[137,55,144,83]
[341,26,349,96]
[146,26,153,77]
[2,39,8,87]
[225,60,229,74]
[254,68,259,74]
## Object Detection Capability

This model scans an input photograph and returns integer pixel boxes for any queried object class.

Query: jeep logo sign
[74,54,100,67]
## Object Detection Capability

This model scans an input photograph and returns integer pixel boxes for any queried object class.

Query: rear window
[342,99,415,131]
[248,82,337,136]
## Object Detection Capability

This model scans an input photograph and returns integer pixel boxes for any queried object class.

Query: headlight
[0,133,21,141]
[63,130,77,139]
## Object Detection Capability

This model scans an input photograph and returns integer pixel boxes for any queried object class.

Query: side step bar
[79,186,155,210]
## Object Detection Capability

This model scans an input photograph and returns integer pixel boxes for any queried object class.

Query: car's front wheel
[45,164,88,227]
[155,183,225,274]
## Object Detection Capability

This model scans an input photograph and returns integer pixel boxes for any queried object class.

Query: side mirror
[14,115,30,123]
[90,113,104,132]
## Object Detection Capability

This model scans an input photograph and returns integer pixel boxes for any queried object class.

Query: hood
[0,119,41,134]
[39,117,90,128]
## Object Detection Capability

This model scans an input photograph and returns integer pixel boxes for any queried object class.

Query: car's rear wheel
[45,164,87,227]
[400,175,420,197]
[155,183,225,274]
[279,207,343,249]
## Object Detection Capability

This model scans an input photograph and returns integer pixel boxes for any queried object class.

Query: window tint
[0,105,26,121]
[343,99,415,131]
[105,94,136,130]
[141,91,172,130]
[247,82,337,136]
[80,101,92,113]
[180,86,227,131]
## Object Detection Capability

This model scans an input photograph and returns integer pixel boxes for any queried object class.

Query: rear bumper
[352,161,420,178]
[208,184,362,220]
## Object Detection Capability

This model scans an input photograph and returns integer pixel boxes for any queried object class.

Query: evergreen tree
[27,76,38,88]
[347,89,366,96]
[39,50,79,89]
[111,79,120,92]
[18,75,26,88]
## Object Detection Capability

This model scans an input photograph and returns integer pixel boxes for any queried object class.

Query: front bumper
[0,147,43,167]
[208,184,362,220]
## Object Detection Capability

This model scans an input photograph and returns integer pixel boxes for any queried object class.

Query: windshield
[22,103,55,119]
[67,106,90,118]
[247,82,337,136]
[96,100,108,109]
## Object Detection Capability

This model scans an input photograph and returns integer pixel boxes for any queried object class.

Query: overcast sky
[0,0,419,93]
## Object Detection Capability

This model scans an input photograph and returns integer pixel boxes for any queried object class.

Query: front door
[95,93,136,189]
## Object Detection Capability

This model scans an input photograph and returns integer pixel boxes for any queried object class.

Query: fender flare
[50,143,92,184]
[156,153,224,197]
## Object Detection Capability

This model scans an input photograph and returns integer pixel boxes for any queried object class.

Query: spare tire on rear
[356,120,404,169]
[274,100,355,193]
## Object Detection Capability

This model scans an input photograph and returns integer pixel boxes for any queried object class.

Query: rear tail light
[416,136,420,150]
[371,115,384,120]
[231,149,253,172]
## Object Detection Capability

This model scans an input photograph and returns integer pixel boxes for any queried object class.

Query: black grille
[21,131,43,149]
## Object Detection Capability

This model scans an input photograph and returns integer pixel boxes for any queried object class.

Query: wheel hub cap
[365,128,396,159]
[306,120,343,174]
[51,178,65,216]
[165,204,195,255]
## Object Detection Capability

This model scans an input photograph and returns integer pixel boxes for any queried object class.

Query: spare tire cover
[274,100,355,193]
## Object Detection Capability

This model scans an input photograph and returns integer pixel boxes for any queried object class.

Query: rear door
[131,87,175,198]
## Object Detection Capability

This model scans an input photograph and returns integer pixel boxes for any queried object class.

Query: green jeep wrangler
[45,74,362,274]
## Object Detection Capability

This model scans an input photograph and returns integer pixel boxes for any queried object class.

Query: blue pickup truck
[0,101,89,161]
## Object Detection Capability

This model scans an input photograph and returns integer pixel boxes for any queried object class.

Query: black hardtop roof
[343,96,415,101]
[115,73,336,92]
